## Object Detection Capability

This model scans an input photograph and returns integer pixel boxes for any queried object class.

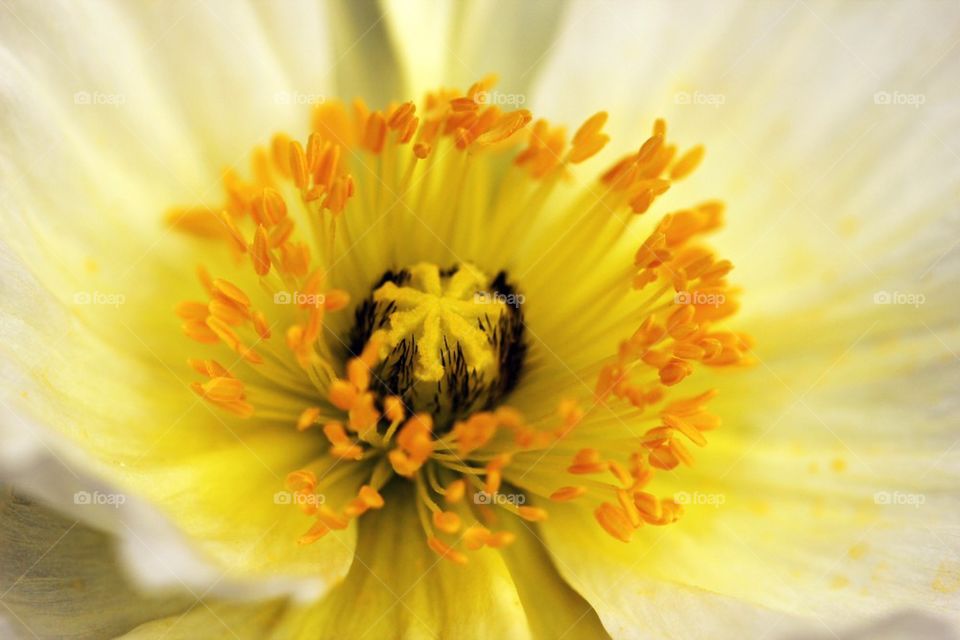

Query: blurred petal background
[1,1,959,638]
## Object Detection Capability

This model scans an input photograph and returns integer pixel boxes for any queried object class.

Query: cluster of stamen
[170,75,748,563]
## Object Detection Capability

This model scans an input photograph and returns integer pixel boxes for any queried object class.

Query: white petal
[520,0,960,634]
[118,601,287,640]
[380,0,570,97]
[0,0,402,603]
[788,611,958,640]
[537,501,811,640]
[0,489,192,638]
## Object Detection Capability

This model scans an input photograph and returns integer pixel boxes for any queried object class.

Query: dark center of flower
[348,262,526,430]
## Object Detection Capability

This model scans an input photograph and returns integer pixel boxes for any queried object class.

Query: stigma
[348,262,526,428]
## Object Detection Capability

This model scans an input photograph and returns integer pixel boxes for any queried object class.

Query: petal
[119,601,287,640]
[0,489,192,638]
[788,611,957,640]
[273,483,530,638]
[537,500,811,639]
[0,0,401,187]
[495,514,609,640]
[517,0,960,634]
[119,444,364,594]
[528,0,960,288]
[270,482,601,639]
[1,234,357,600]
[0,0,403,600]
[380,0,570,98]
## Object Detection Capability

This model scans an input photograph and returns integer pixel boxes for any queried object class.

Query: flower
[166,72,745,558]
[2,2,959,640]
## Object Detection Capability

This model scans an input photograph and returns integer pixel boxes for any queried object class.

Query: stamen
[595,502,634,543]
[550,486,587,502]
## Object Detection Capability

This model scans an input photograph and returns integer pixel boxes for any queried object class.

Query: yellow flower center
[347,262,525,430]
[170,75,750,564]
[373,262,505,383]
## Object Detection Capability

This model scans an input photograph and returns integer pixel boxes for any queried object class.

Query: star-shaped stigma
[372,263,505,382]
